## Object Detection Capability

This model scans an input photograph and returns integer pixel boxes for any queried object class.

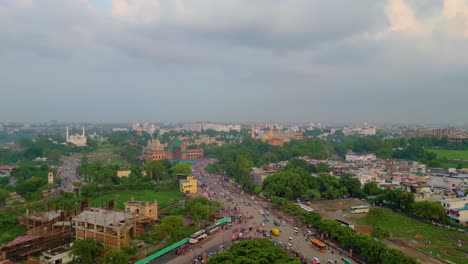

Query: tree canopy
[207,239,300,264]
[70,238,103,263]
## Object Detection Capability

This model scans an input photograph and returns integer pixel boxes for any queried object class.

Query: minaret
[251,122,255,139]
[82,126,85,137]
[268,120,273,136]
[66,127,69,142]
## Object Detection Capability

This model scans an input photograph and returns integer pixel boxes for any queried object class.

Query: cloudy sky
[1,0,467,124]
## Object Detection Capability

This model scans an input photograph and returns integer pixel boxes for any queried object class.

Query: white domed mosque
[66,126,87,146]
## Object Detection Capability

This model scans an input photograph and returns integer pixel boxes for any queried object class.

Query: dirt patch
[306,198,369,220]
[355,225,372,235]
[414,234,423,240]
[440,247,468,258]
[443,234,468,246]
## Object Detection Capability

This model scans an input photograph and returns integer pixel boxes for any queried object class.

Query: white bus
[335,218,355,229]
[298,203,314,212]
[350,205,369,214]
[189,230,207,244]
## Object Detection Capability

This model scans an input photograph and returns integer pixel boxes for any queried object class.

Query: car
[312,257,320,264]
[288,237,293,242]
[259,209,264,215]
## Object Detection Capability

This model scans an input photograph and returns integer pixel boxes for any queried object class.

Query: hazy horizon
[1,1,468,124]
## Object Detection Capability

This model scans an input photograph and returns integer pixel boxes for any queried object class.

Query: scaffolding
[73,208,136,250]
[1,210,73,261]
[0,229,72,261]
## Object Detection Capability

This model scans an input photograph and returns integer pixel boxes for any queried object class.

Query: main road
[150,159,347,264]
[55,155,82,195]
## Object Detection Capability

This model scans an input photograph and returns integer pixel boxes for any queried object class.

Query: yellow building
[179,176,198,194]
[117,170,131,178]
[125,198,158,221]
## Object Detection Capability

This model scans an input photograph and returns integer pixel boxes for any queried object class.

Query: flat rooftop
[73,208,134,228]
[23,211,63,222]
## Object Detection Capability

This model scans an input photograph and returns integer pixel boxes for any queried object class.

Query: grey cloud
[0,0,467,124]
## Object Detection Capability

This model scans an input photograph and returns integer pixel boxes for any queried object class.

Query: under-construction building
[125,199,158,233]
[72,208,136,250]
[0,210,72,261]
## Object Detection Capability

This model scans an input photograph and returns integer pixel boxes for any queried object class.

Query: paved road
[149,159,346,264]
[55,156,81,195]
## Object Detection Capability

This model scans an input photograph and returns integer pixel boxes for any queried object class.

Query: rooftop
[24,210,63,222]
[453,204,468,211]
[73,208,134,228]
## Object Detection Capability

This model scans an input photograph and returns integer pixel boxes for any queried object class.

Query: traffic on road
[152,159,350,264]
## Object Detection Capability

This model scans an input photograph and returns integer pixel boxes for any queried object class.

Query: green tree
[191,202,211,227]
[207,239,300,264]
[80,182,99,198]
[0,189,9,205]
[187,197,221,226]
[145,160,166,181]
[170,162,192,176]
[70,239,103,263]
[371,227,390,241]
[156,215,185,243]
[363,182,383,196]
[412,201,445,221]
[339,174,364,198]
[284,158,316,173]
[103,249,128,264]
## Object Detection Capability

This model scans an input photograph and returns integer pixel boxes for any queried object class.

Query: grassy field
[89,190,184,210]
[439,161,468,169]
[428,149,468,161]
[356,208,467,264]
[88,155,129,168]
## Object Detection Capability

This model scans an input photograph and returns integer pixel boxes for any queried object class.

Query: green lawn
[89,155,129,168]
[89,190,184,210]
[428,149,468,161]
[356,208,467,264]
[438,162,468,169]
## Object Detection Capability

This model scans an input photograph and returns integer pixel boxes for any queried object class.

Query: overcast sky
[1,0,467,124]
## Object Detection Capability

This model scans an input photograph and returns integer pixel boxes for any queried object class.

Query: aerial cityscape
[1,1,468,264]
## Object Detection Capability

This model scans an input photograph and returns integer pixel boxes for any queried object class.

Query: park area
[306,198,368,219]
[428,149,468,161]
[89,190,184,210]
[87,154,129,168]
[355,208,467,264]
[305,199,467,263]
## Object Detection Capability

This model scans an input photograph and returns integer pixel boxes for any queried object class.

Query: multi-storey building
[72,208,136,250]
[440,197,468,226]
[145,139,204,161]
[179,176,198,194]
[125,199,158,221]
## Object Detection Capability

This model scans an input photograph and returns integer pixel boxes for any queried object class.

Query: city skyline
[1,0,468,123]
